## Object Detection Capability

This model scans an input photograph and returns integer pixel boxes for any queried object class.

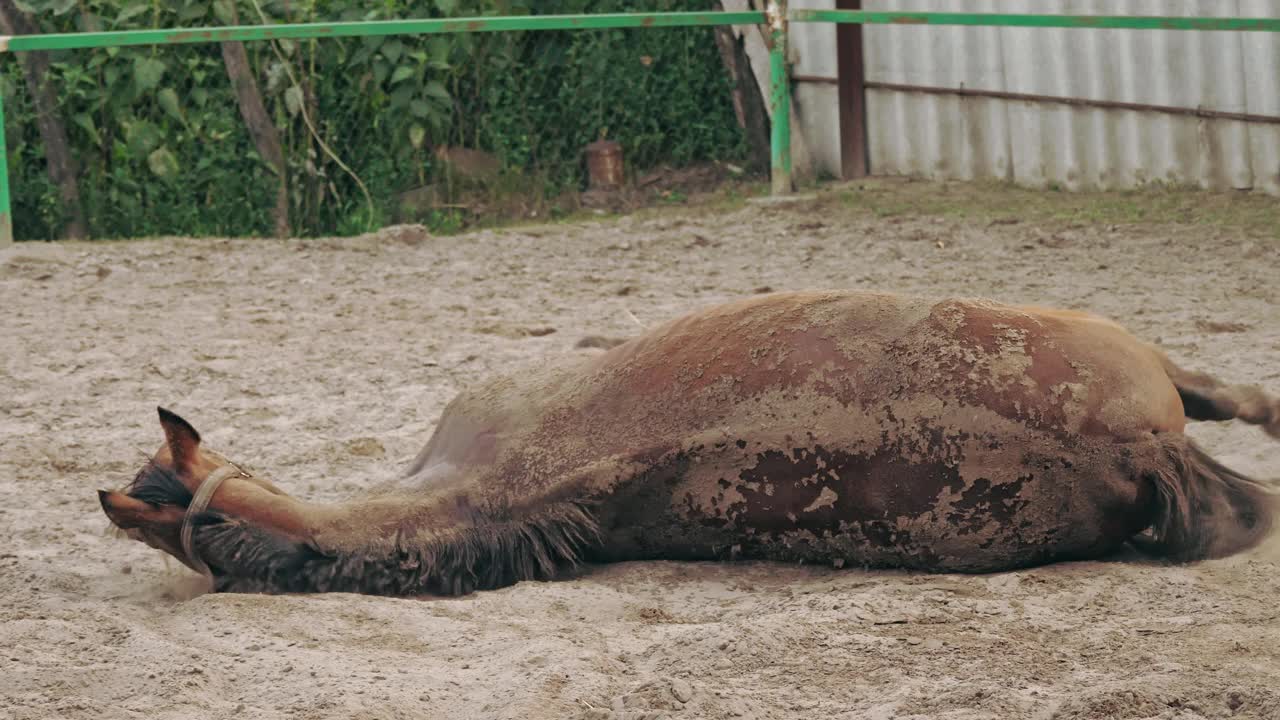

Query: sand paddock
[2,181,1278,719]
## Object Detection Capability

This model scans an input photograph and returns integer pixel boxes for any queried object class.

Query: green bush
[3,0,747,240]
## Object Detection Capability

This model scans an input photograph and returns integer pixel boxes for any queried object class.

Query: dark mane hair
[196,501,603,597]
[124,460,193,507]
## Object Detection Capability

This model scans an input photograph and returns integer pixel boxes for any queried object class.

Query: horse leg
[1154,349,1280,439]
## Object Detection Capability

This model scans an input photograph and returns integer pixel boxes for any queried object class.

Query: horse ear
[98,489,185,529]
[157,406,201,472]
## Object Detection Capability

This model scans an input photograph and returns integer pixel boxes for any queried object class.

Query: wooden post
[836,0,868,179]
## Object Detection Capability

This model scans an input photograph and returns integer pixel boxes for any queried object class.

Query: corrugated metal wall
[791,0,843,179]
[795,0,1280,194]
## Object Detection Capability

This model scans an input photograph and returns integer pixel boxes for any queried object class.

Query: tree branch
[0,0,88,239]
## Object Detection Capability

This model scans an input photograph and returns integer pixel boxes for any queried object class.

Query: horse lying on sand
[99,290,1280,597]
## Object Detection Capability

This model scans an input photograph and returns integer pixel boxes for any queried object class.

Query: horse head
[100,407,318,589]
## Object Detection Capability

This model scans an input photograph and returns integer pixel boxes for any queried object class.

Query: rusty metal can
[585,139,625,190]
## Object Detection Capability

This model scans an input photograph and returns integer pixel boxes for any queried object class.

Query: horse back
[407,291,1184,510]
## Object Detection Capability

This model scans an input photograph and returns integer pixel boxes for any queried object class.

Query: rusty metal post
[836,0,868,179]
[768,0,792,195]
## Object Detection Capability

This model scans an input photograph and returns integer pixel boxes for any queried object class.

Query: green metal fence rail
[789,10,1280,32]
[1,6,1278,243]
[0,12,766,52]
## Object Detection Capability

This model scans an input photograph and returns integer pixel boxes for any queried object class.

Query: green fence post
[0,81,10,245]
[768,1,792,195]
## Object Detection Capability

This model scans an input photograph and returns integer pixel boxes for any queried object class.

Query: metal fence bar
[790,10,1280,32]
[0,89,9,245]
[0,12,767,53]
[768,2,792,195]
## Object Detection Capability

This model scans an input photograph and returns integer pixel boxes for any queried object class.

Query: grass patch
[830,178,1280,238]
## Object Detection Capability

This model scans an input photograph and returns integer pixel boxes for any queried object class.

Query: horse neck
[307,490,476,554]
[211,489,601,596]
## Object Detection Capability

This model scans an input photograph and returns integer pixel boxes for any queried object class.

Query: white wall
[790,0,842,179]
[789,0,1280,193]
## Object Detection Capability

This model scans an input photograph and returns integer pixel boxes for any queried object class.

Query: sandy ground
[2,181,1278,720]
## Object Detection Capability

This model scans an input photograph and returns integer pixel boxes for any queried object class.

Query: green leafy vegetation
[3,0,747,240]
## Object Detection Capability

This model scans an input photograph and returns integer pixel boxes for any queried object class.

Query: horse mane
[196,501,603,597]
[124,459,193,507]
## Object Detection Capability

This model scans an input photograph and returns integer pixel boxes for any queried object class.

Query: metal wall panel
[791,0,843,178]
[838,0,1280,193]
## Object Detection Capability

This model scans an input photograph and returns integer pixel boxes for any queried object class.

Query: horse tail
[1130,434,1279,562]
[1153,349,1280,440]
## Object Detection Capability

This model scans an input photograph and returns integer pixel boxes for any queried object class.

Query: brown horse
[99,290,1280,596]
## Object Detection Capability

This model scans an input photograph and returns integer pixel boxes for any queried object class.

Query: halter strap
[181,464,246,580]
